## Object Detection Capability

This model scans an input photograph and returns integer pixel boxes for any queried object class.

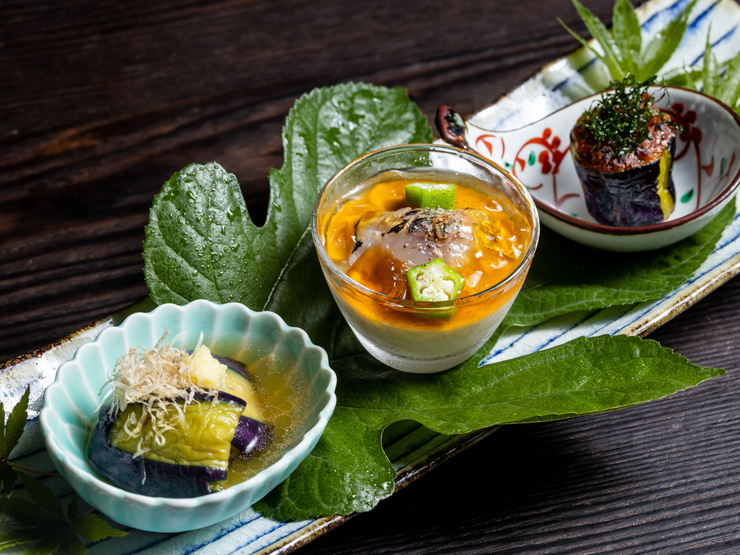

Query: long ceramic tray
[3,0,740,552]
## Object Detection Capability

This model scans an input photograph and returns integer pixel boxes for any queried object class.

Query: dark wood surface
[3,0,739,552]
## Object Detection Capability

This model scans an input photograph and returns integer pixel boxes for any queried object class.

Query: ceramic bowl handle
[435,106,469,150]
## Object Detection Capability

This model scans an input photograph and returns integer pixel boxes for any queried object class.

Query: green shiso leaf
[0,483,126,554]
[0,386,30,495]
[639,0,697,81]
[717,48,740,109]
[702,31,721,99]
[68,504,127,543]
[143,83,431,308]
[0,389,127,553]
[0,386,30,461]
[16,473,64,522]
[560,0,624,79]
[256,335,723,520]
[506,201,734,327]
[671,29,740,114]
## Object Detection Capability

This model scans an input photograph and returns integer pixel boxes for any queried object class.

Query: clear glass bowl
[311,144,540,373]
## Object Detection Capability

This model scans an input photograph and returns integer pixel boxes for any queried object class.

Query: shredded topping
[104,330,215,451]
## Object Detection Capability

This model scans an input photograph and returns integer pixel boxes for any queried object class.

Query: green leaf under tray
[256,335,722,520]
[143,83,432,309]
[506,202,734,327]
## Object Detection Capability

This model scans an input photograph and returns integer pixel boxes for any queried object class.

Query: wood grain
[3,0,739,553]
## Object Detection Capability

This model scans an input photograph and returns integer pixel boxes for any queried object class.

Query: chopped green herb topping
[581,75,675,157]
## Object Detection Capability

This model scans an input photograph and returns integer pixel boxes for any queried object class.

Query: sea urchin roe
[323,179,531,300]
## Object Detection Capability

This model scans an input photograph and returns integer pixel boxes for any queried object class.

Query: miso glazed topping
[323,179,532,305]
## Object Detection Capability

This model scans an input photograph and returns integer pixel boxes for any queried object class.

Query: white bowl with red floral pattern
[438,86,740,252]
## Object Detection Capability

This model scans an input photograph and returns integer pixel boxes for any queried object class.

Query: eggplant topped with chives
[571,76,679,227]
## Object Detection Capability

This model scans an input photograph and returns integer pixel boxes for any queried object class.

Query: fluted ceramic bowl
[40,300,337,533]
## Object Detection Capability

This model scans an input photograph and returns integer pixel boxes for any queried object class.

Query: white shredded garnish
[76,410,92,429]
[104,329,216,453]
[133,437,151,459]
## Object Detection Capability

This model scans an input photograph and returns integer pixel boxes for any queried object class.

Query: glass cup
[311,144,540,373]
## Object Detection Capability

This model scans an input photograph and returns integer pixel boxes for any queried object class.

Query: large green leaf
[143,84,432,307]
[561,0,696,82]
[256,335,722,520]
[506,202,734,327]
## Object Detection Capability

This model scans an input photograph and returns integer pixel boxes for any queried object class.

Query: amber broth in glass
[321,178,532,328]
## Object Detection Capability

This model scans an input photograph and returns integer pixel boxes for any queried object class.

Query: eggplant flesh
[88,353,274,497]
[574,138,676,227]
[88,392,245,497]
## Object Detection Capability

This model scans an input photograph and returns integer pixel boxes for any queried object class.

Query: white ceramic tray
[3,0,740,552]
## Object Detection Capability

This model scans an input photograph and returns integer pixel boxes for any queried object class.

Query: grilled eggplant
[572,133,676,227]
[88,392,247,497]
[88,343,273,497]
[571,78,679,227]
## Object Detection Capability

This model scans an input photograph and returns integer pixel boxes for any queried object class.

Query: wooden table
[3,0,740,552]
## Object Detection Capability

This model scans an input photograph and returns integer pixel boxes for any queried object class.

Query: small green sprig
[581,75,670,157]
[560,0,697,82]
[0,387,126,554]
[665,29,740,114]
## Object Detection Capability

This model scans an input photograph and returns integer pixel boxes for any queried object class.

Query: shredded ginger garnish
[105,330,215,452]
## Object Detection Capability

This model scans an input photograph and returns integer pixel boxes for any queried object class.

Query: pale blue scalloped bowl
[39,300,337,533]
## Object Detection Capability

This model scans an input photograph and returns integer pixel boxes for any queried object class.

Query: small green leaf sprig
[560,0,697,82]
[580,74,675,157]
[0,387,126,554]
[562,0,740,126]
[665,29,740,114]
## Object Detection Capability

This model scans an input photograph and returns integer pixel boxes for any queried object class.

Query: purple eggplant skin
[232,416,273,456]
[87,391,246,498]
[574,138,676,227]
[199,352,273,454]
